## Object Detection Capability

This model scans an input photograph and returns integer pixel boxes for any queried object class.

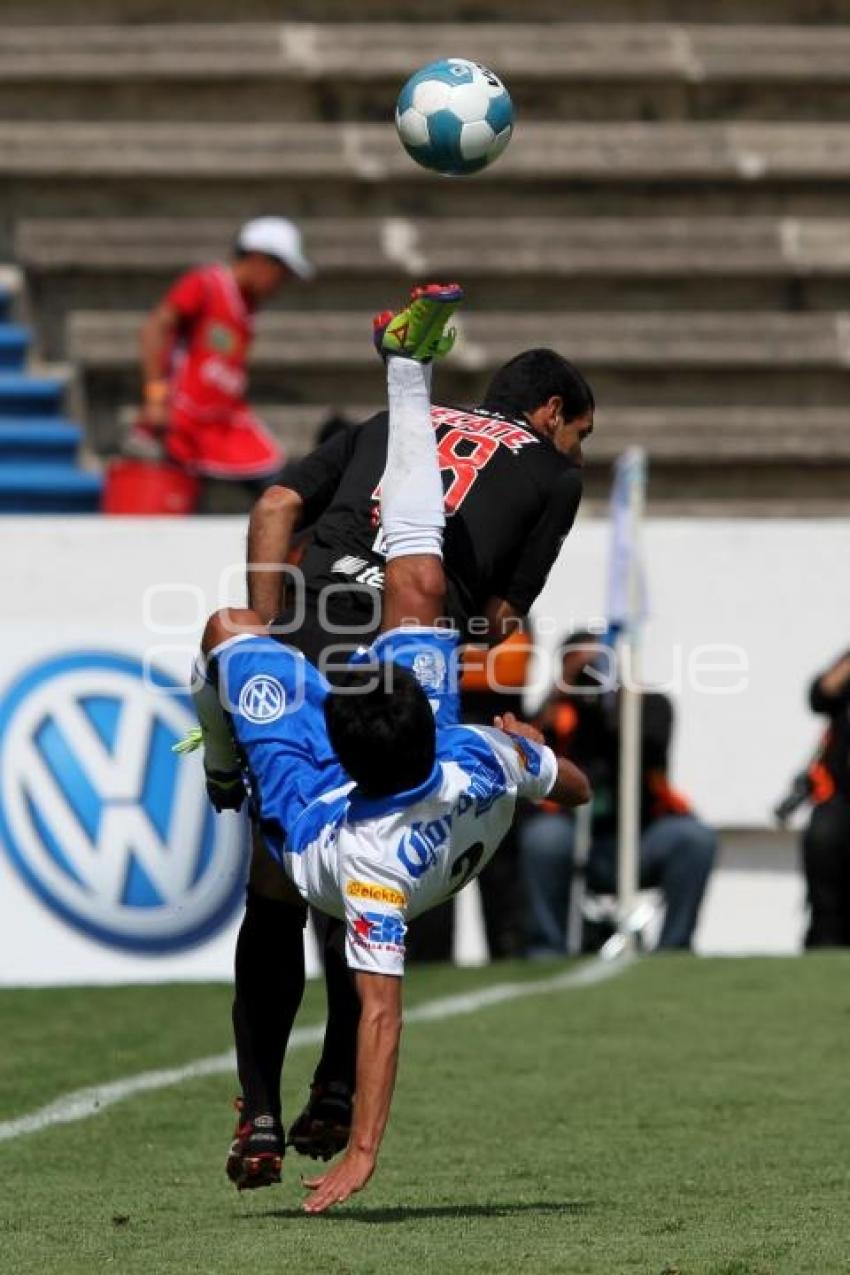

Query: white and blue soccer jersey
[212,627,558,976]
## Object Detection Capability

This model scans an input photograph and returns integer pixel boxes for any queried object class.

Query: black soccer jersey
[284,404,583,636]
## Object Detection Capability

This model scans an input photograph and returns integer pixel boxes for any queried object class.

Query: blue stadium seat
[0,419,82,464]
[0,373,66,418]
[0,464,102,513]
[0,325,30,371]
[0,309,101,512]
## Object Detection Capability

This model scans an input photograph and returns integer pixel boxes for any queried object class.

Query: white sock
[191,653,240,774]
[380,356,444,562]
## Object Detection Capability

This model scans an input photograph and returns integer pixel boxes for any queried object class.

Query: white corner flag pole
[611,448,648,955]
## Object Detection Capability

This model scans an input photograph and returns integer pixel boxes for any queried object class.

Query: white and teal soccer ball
[395,58,514,177]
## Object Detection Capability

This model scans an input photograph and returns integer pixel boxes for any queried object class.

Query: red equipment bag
[101,458,200,515]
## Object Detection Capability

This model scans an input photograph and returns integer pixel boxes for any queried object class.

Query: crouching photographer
[799,648,850,948]
[519,631,717,955]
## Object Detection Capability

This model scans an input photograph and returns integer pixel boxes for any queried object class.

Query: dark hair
[324,664,436,798]
[315,412,354,447]
[481,348,594,422]
[558,629,601,655]
[232,245,284,268]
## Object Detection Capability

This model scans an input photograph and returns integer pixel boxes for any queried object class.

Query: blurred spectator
[519,631,716,955]
[137,217,314,511]
[802,648,850,947]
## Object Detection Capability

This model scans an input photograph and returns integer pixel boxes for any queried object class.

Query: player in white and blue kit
[192,285,590,1213]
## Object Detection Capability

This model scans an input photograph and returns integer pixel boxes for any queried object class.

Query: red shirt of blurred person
[164,263,273,478]
[140,217,314,481]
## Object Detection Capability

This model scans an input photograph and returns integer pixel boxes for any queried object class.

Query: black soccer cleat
[225,1098,284,1191]
[205,768,246,813]
[286,1082,353,1162]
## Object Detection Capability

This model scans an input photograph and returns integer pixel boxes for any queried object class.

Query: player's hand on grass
[493,710,544,746]
[302,1146,376,1214]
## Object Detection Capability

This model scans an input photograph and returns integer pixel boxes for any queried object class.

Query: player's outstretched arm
[494,710,591,810]
[303,971,402,1214]
[548,757,592,809]
[246,423,361,623]
[480,596,525,645]
[246,485,303,624]
[812,650,850,704]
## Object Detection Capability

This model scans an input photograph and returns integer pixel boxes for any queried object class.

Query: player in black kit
[226,285,594,1188]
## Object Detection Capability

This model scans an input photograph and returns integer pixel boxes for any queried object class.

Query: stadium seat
[4,22,850,123]
[6,6,850,510]
[71,306,850,510]
[0,373,66,417]
[0,284,102,512]
[1,1,848,22]
[68,307,850,369]
[0,419,81,464]
[4,120,850,188]
[17,214,850,367]
[0,464,102,513]
[0,325,29,371]
[17,214,850,279]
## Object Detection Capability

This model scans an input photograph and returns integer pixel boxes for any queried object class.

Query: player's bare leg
[288,284,462,1164]
[298,288,462,1213]
[380,350,446,634]
[378,286,463,632]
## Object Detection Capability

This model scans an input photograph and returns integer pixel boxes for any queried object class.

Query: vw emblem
[0,651,247,954]
[238,675,285,724]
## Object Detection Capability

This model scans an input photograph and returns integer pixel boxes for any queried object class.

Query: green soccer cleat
[172,727,203,755]
[173,726,244,812]
[373,282,463,362]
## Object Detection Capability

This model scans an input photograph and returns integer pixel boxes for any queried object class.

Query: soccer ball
[395,58,514,177]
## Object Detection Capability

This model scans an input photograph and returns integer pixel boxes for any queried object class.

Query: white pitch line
[0,955,634,1145]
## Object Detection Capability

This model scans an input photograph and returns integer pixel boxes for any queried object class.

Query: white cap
[236,216,315,280]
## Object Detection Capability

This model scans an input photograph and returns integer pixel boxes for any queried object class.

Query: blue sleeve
[211,635,346,841]
[350,626,461,730]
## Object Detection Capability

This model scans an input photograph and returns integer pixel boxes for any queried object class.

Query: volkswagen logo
[238,675,286,724]
[0,651,247,954]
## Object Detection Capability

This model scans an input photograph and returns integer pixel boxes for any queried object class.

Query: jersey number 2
[449,841,485,896]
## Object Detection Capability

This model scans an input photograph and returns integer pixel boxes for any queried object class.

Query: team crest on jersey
[506,731,542,777]
[238,675,286,724]
[412,649,446,693]
[352,910,406,951]
[207,321,237,353]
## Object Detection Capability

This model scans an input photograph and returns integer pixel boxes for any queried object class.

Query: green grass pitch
[1,955,849,1275]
